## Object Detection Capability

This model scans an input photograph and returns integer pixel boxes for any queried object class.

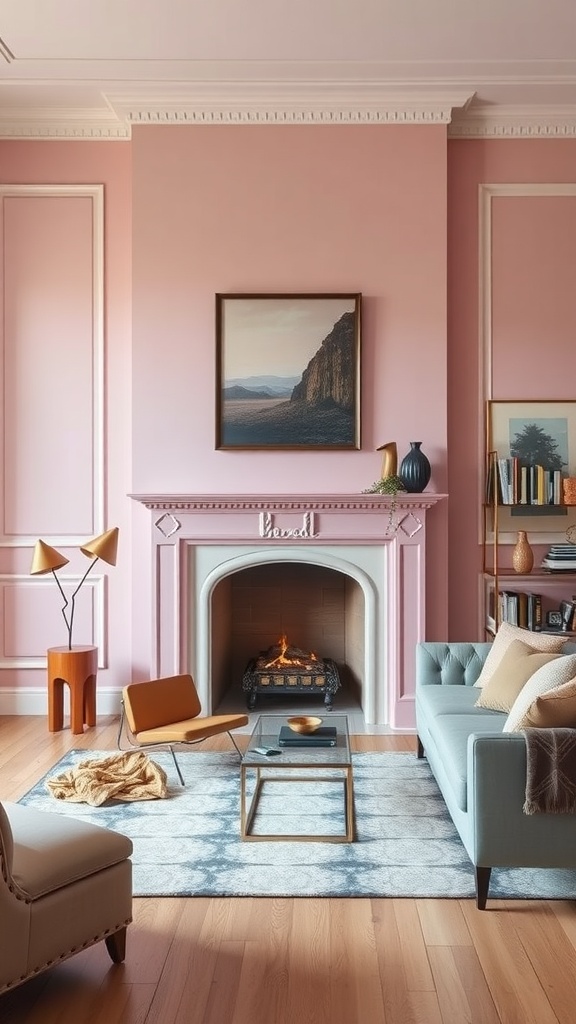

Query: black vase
[399,442,431,493]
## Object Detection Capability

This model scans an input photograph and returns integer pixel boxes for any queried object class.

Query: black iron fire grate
[242,637,341,711]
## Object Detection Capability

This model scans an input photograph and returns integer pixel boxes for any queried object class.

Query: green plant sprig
[362,475,406,496]
[362,475,406,534]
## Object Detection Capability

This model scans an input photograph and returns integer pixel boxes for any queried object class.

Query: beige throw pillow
[475,639,565,713]
[504,658,576,731]
[474,620,569,689]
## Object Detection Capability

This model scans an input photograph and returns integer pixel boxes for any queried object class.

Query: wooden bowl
[287,716,323,734]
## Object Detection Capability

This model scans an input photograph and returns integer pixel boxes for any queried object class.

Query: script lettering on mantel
[259,511,316,539]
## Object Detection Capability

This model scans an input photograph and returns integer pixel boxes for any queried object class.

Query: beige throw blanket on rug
[46,751,168,806]
[524,728,576,814]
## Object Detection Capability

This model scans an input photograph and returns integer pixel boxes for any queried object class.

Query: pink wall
[491,195,576,389]
[4,128,576,706]
[448,139,576,641]
[131,125,450,646]
[131,125,448,495]
[0,128,450,710]
[0,142,133,697]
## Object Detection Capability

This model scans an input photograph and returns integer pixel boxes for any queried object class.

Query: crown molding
[0,85,474,138]
[0,109,130,140]
[1,90,575,139]
[110,85,474,126]
[449,104,576,138]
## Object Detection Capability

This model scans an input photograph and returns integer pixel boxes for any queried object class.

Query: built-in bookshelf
[483,574,576,638]
[483,450,576,638]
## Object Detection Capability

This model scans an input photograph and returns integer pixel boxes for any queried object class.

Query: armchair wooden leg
[105,926,127,964]
[475,866,492,910]
[416,735,424,759]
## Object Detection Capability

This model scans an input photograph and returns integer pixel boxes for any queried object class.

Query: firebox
[242,634,341,711]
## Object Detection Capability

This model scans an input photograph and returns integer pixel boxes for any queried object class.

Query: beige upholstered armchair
[0,799,133,994]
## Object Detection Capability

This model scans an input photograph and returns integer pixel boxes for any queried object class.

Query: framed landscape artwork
[487,399,575,471]
[215,293,361,450]
[486,399,576,537]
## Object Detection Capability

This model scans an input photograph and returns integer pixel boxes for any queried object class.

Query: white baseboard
[0,688,122,716]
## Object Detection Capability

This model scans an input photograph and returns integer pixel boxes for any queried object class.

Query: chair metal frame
[117,700,243,786]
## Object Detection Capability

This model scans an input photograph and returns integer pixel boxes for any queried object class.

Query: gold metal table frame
[240,714,354,843]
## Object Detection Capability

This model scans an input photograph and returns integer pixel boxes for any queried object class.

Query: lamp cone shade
[30,540,69,576]
[80,527,119,566]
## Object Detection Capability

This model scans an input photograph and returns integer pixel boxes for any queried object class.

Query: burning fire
[261,634,320,671]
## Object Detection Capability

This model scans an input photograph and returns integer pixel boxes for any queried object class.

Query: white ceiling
[1,0,575,138]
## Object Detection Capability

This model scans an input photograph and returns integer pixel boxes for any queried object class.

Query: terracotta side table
[47,645,98,734]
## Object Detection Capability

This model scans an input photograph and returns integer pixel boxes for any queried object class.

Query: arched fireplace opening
[201,557,373,716]
[207,558,368,718]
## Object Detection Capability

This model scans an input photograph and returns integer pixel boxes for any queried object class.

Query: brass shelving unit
[482,450,576,637]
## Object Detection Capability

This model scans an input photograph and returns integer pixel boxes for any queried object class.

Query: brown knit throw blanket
[46,751,168,807]
[524,728,576,814]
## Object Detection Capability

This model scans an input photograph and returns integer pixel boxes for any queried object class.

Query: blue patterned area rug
[17,750,576,900]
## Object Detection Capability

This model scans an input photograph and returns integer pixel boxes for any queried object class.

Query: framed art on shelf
[485,399,576,538]
[215,293,361,450]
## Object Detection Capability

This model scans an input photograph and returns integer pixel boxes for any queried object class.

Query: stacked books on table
[278,725,337,747]
[541,544,576,572]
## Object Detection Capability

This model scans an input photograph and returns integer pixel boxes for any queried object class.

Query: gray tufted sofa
[415,640,576,909]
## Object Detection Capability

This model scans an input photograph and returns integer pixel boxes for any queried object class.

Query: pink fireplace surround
[130,493,446,729]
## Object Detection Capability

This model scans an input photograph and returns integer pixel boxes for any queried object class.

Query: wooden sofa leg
[475,867,492,910]
[105,926,127,964]
[416,736,424,759]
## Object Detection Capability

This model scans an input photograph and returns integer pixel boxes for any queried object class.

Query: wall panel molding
[478,183,576,543]
[0,573,106,668]
[479,183,576,401]
[0,184,104,547]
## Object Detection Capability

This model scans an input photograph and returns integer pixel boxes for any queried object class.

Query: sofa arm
[416,642,492,688]
[467,732,576,867]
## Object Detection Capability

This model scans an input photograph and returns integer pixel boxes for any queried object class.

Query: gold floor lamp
[30,527,119,733]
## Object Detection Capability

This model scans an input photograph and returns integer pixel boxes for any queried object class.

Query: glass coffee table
[240,714,354,842]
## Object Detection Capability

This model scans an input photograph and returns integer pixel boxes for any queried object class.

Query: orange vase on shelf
[512,531,534,574]
[563,478,576,505]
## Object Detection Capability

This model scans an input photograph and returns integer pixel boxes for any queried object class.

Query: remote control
[252,746,282,756]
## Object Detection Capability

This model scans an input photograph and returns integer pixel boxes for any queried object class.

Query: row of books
[541,544,576,572]
[488,590,543,631]
[486,456,564,506]
[488,589,576,633]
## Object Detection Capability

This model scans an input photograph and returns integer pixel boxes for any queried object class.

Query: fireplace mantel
[130,493,444,512]
[130,492,447,729]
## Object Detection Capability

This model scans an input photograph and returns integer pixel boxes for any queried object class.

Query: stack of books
[278,725,337,747]
[541,544,576,572]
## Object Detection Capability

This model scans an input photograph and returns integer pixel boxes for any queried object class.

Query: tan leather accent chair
[0,799,132,994]
[119,673,249,785]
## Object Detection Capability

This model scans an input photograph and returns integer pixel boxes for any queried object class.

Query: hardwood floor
[2,716,576,1023]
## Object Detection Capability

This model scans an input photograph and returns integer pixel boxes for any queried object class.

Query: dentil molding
[129,493,447,512]
[450,105,576,138]
[1,88,575,138]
